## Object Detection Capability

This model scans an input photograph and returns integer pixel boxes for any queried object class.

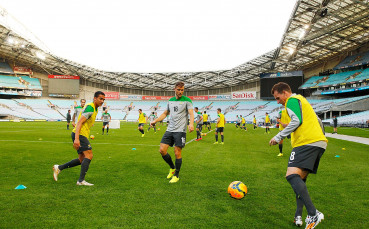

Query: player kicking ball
[53,91,105,186]
[151,82,194,183]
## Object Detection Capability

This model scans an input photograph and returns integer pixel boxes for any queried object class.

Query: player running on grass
[203,111,211,131]
[214,108,225,144]
[101,109,111,135]
[194,107,203,141]
[53,91,105,186]
[276,109,290,156]
[72,99,86,127]
[269,82,327,228]
[147,112,157,133]
[137,109,147,137]
[150,82,194,183]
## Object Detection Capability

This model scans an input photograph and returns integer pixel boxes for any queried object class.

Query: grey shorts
[288,145,325,174]
[160,131,186,148]
[71,132,92,154]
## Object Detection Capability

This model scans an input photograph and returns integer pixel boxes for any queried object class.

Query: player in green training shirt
[101,109,111,135]
[72,99,86,127]
[53,91,105,186]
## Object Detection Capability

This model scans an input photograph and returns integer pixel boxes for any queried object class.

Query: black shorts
[333,124,337,128]
[266,123,271,126]
[242,123,246,126]
[138,123,145,127]
[236,123,240,126]
[288,145,325,174]
[71,132,92,154]
[103,122,109,126]
[196,123,203,129]
[67,120,71,124]
[151,123,156,127]
[161,131,186,148]
[216,127,224,133]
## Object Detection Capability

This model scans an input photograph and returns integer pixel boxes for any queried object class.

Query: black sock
[174,158,182,177]
[287,174,316,216]
[107,127,109,133]
[148,127,151,131]
[102,128,104,134]
[295,179,306,217]
[221,135,224,142]
[154,127,156,132]
[142,129,144,134]
[139,129,144,134]
[279,144,283,153]
[197,130,200,139]
[67,124,69,129]
[78,158,91,182]
[266,128,268,133]
[162,153,175,169]
[59,158,81,171]
[215,134,218,141]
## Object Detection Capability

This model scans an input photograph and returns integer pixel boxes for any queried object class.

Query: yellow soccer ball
[90,135,95,139]
[228,181,247,200]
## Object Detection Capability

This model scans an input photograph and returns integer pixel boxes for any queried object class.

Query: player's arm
[270,98,302,145]
[188,109,194,132]
[109,114,111,121]
[73,115,87,150]
[152,110,169,125]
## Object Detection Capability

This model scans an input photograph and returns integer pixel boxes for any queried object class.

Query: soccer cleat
[167,168,176,179]
[53,165,60,181]
[277,153,283,157]
[76,180,94,186]
[294,216,303,227]
[142,134,145,137]
[195,138,202,141]
[305,210,324,229]
[214,142,219,144]
[220,142,224,145]
[169,175,179,183]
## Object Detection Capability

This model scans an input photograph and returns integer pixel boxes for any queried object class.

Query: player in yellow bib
[214,108,226,144]
[53,91,105,186]
[265,112,271,134]
[276,109,291,156]
[137,109,147,137]
[203,111,211,131]
[253,115,257,129]
[240,115,247,131]
[269,82,327,228]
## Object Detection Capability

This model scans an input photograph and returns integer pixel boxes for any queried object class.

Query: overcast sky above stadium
[1,0,295,73]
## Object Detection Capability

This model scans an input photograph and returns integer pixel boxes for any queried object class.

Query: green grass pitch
[0,122,368,228]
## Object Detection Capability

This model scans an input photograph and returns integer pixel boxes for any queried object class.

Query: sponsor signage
[120,95,142,100]
[188,96,208,100]
[13,66,33,75]
[103,91,120,100]
[232,91,256,99]
[49,94,78,98]
[209,95,231,100]
[260,70,303,78]
[142,96,172,100]
[48,75,80,80]
[0,90,41,97]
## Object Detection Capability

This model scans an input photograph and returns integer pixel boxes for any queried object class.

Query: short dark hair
[175,81,185,88]
[204,111,206,114]
[217,108,221,112]
[139,109,142,112]
[194,107,198,110]
[94,91,105,98]
[80,99,86,102]
[271,82,292,95]
[68,110,70,112]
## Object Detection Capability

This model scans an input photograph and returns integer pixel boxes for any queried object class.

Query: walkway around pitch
[325,133,369,146]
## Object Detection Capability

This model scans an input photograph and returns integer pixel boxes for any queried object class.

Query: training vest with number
[286,94,327,148]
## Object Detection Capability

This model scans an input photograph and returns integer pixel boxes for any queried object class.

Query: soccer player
[332,116,338,134]
[214,108,225,144]
[203,111,211,131]
[101,109,111,135]
[72,99,86,127]
[240,115,247,131]
[147,112,157,133]
[253,115,257,129]
[235,115,241,128]
[150,82,194,183]
[269,82,327,228]
[66,110,71,130]
[53,91,105,186]
[265,112,271,134]
[137,109,147,137]
[194,107,203,141]
[276,109,290,157]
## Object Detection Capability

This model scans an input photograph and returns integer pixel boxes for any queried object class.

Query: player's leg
[172,146,182,179]
[106,124,109,134]
[153,124,156,133]
[214,130,219,143]
[67,121,70,130]
[102,124,105,134]
[220,132,224,144]
[159,136,175,178]
[77,149,94,185]
[278,139,284,156]
[196,125,200,139]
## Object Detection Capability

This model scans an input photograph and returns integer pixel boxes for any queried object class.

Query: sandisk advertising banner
[188,96,208,100]
[232,91,257,99]
[103,91,120,100]
[142,96,172,100]
[48,75,80,79]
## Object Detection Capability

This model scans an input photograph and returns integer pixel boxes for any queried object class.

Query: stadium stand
[334,50,369,70]
[325,110,369,127]
[0,75,42,90]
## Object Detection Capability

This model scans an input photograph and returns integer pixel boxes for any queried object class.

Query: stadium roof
[0,0,369,91]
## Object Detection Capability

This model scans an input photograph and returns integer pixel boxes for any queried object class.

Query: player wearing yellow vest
[240,115,247,131]
[269,83,327,228]
[276,109,291,157]
[53,91,105,186]
[265,112,271,133]
[203,111,211,131]
[214,108,226,144]
[137,109,147,137]
[253,115,257,129]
